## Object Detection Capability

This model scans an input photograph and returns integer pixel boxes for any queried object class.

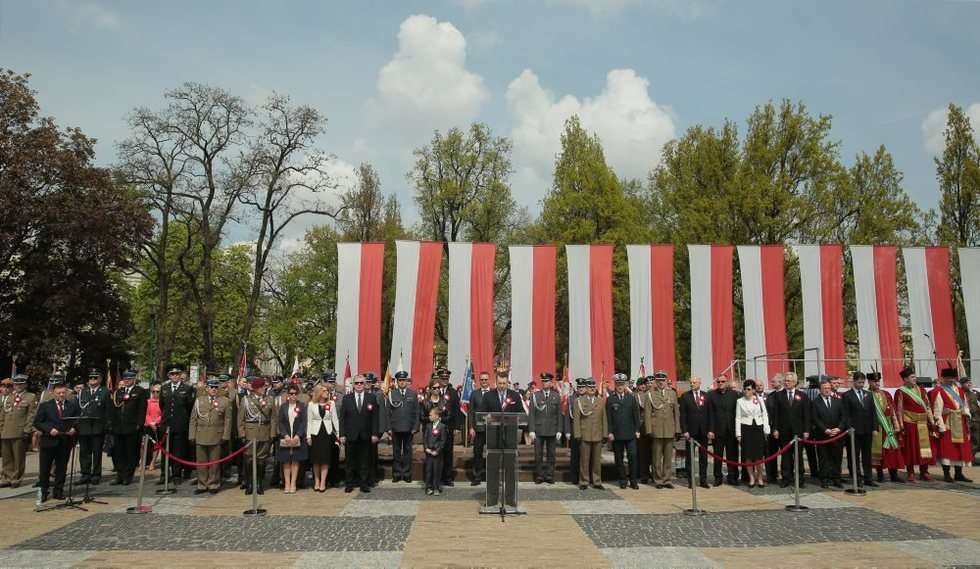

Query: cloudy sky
[3,0,979,251]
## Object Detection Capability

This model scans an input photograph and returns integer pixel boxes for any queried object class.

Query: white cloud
[922,103,980,156]
[56,0,120,30]
[506,68,676,189]
[375,14,489,128]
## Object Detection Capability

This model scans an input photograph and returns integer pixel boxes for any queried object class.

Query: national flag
[566,244,614,389]
[237,344,248,380]
[460,358,474,416]
[291,354,300,377]
[560,353,570,414]
[382,368,392,395]
[343,354,353,394]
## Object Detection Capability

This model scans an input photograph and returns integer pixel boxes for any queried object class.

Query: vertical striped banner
[335,242,385,376]
[448,242,496,387]
[388,241,444,389]
[566,244,615,385]
[509,245,557,386]
[852,245,903,387]
[627,244,677,381]
[797,245,847,379]
[738,245,788,386]
[689,245,735,383]
[903,246,958,379]
[960,248,980,368]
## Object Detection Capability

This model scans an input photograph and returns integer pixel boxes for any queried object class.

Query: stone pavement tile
[357,485,622,502]
[110,496,200,515]
[0,549,95,569]
[293,551,402,568]
[601,546,721,569]
[188,488,353,516]
[560,499,642,515]
[0,495,129,548]
[616,485,779,514]
[891,538,980,567]
[340,499,419,517]
[400,500,611,569]
[762,492,853,509]
[702,542,940,569]
[72,551,299,569]
[836,489,980,541]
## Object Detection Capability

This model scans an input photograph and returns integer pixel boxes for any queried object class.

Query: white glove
[556,432,563,443]
[529,432,536,442]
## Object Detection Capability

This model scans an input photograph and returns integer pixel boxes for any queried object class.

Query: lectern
[478,411,527,515]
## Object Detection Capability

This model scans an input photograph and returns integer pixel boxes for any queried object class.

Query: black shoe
[360,486,371,493]
[40,491,49,503]
[866,480,879,487]
[0,482,9,488]
[209,489,219,494]
[593,484,604,490]
[779,481,790,488]
[244,487,254,495]
[52,489,65,500]
[578,484,588,490]
[405,478,413,484]
[257,486,265,495]
[619,481,627,489]
[655,484,664,489]
[547,479,555,485]
[110,478,124,486]
[345,487,354,493]
[944,473,955,483]
[877,471,885,483]
[699,482,710,489]
[193,488,208,495]
[832,480,844,489]
[536,479,544,485]
[444,480,454,487]
[664,483,674,489]
[713,479,723,487]
[470,480,481,486]
[954,473,973,483]
[820,481,830,489]
[630,481,639,490]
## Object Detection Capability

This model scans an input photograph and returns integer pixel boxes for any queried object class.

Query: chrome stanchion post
[684,439,705,516]
[243,439,267,516]
[156,428,175,495]
[844,428,866,495]
[127,434,152,514]
[785,436,809,512]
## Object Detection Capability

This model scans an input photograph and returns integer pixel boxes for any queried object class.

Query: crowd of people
[1,362,978,504]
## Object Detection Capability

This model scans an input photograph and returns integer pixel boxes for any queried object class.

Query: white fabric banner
[627,245,653,379]
[448,243,473,389]
[961,248,980,367]
[509,246,535,387]
[335,243,362,373]
[567,245,592,380]
[388,241,420,376]
[903,248,937,379]
[797,245,824,378]
[851,246,882,373]
[738,246,767,382]
[688,245,713,384]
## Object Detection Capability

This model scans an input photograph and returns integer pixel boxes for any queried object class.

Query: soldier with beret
[109,371,147,485]
[189,378,233,494]
[528,372,562,484]
[388,370,420,483]
[160,366,195,484]
[239,377,276,494]
[1,374,36,488]
[77,368,110,485]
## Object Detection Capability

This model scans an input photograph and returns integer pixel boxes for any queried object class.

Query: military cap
[364,372,378,383]
[395,371,410,381]
[585,377,597,387]
[320,370,337,382]
[940,367,959,379]
[167,366,183,375]
[86,368,102,378]
[613,373,628,384]
[206,378,221,387]
[436,367,451,379]
[959,376,971,384]
[653,370,668,381]
[12,374,27,384]
[250,377,266,389]
[121,370,137,379]
[539,372,555,381]
[218,373,233,382]
[574,377,586,387]
[636,376,649,386]
[48,374,66,386]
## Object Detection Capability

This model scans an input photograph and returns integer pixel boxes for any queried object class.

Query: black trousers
[345,440,370,489]
[471,431,486,481]
[805,441,820,480]
[852,432,873,483]
[368,440,379,484]
[779,434,805,483]
[424,453,443,491]
[115,432,141,481]
[78,433,104,479]
[818,438,843,482]
[713,433,739,482]
[685,436,707,485]
[39,437,72,492]
[637,434,652,481]
[534,435,557,481]
[440,429,455,483]
[569,437,581,484]
[392,431,413,480]
[166,429,191,478]
[613,439,638,483]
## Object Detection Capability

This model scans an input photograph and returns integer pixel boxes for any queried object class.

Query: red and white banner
[509,245,556,386]
[627,244,676,381]
[388,241,443,389]
[852,245,902,387]
[566,244,614,385]
[448,243,496,387]
[959,247,980,363]
[335,243,385,377]
[903,247,958,379]
[738,245,788,385]
[796,245,847,379]
[689,245,734,383]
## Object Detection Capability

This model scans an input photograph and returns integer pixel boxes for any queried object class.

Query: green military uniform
[1,379,37,487]
[238,386,276,494]
[188,391,233,491]
[643,377,681,487]
[572,387,607,488]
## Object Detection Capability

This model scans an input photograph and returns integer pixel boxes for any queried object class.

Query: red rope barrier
[696,429,851,468]
[152,437,250,468]
[800,430,851,446]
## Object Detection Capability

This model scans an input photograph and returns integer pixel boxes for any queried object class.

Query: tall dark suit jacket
[77,385,109,435]
[706,388,738,438]
[679,390,709,438]
[160,381,196,433]
[774,388,811,437]
[440,385,461,429]
[841,389,875,435]
[469,388,490,431]
[276,402,308,439]
[339,391,380,441]
[33,399,81,448]
[387,388,420,433]
[111,385,148,435]
[606,392,641,440]
[477,389,524,414]
[811,395,849,438]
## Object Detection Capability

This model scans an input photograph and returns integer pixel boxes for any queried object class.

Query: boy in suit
[424,407,447,495]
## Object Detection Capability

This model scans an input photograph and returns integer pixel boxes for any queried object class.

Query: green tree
[936,104,980,247]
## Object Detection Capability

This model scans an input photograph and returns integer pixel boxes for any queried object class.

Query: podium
[478,412,527,516]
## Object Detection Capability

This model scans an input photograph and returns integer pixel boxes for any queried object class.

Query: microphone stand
[76,416,109,505]
[37,419,87,512]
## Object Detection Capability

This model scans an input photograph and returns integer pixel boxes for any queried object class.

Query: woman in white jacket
[307,385,341,492]
[735,379,770,488]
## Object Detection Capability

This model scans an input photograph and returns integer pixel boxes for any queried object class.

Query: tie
[825,397,830,409]
[857,390,863,405]
[500,391,505,407]
[357,394,362,411]
[57,402,63,418]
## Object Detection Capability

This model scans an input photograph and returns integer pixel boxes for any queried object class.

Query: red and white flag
[388,241,443,390]
[688,245,734,383]
[903,246,958,379]
[448,242,496,387]
[509,245,556,387]
[852,245,903,387]
[237,345,248,380]
[335,242,385,377]
[343,355,353,393]
[566,244,614,388]
[737,245,788,386]
[959,247,980,360]
[796,245,847,379]
[627,244,677,382]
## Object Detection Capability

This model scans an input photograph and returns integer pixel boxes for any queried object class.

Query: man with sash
[389,370,420,483]
[238,377,275,495]
[189,378,233,494]
[528,372,562,485]
[894,366,936,482]
[866,372,905,483]
[931,367,973,482]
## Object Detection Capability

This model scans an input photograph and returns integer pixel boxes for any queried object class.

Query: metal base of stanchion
[784,504,810,512]
[683,508,707,516]
[155,488,177,495]
[844,488,867,496]
[126,505,152,514]
[243,508,267,516]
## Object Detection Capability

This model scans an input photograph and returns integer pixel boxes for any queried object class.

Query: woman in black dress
[306,385,340,492]
[735,379,771,488]
[276,385,308,494]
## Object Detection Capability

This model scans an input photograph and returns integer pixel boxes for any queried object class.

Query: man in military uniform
[1,375,36,487]
[436,368,460,486]
[528,372,562,484]
[365,372,387,486]
[238,377,275,494]
[964,377,980,465]
[644,371,680,489]
[634,376,652,484]
[77,368,109,485]
[607,373,641,489]
[160,366,195,484]
[0,378,10,481]
[388,371,420,483]
[189,378,233,494]
[573,378,606,490]
[467,371,491,485]
[109,371,147,485]
[567,378,587,485]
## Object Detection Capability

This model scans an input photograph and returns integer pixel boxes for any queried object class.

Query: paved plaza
[0,452,978,568]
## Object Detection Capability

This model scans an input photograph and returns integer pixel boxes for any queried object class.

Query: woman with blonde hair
[276,385,308,494]
[306,385,340,492]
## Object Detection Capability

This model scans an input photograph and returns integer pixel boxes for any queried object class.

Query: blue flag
[460,359,474,415]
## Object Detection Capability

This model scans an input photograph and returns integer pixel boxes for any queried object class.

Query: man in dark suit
[388,370,420,483]
[477,371,524,414]
[811,379,849,488]
[773,372,810,487]
[33,380,81,502]
[707,375,739,486]
[467,371,492,485]
[160,366,196,484]
[842,371,877,487]
[339,374,380,493]
[435,368,461,486]
[606,374,641,489]
[680,376,710,489]
[77,368,109,485]
[109,371,148,485]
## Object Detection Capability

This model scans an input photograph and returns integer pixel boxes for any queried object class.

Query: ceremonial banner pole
[243,439,267,516]
[684,439,705,516]
[844,428,866,495]
[785,436,809,512]
[156,427,175,495]
[127,434,152,514]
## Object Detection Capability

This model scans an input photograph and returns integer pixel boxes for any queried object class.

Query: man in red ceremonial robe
[867,373,905,483]
[894,366,936,482]
[931,368,973,483]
